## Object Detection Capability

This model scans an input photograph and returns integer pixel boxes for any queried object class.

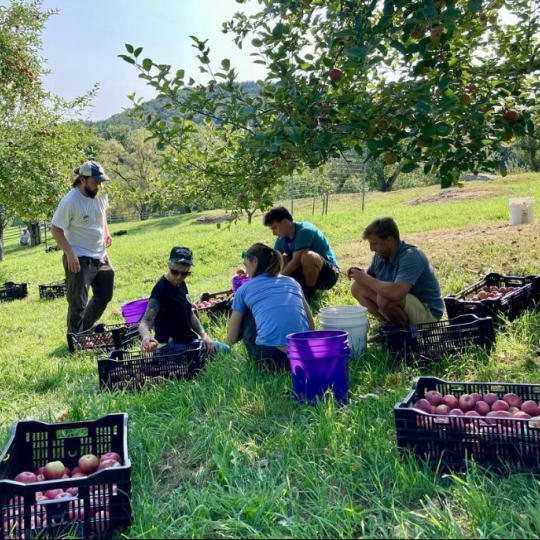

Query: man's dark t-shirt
[150,276,197,344]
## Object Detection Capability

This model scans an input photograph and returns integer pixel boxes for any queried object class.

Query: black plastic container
[379,314,495,363]
[394,376,540,472]
[0,282,28,302]
[98,343,207,391]
[195,289,233,318]
[0,413,132,539]
[67,324,139,354]
[39,281,67,300]
[444,272,540,321]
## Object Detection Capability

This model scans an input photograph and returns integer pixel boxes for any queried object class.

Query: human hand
[67,253,81,273]
[202,337,215,355]
[141,336,159,353]
[346,266,363,279]
[104,234,113,248]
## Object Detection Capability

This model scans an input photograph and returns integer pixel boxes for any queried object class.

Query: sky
[38,0,268,121]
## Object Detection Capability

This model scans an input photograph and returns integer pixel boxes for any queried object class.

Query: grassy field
[2,174,540,538]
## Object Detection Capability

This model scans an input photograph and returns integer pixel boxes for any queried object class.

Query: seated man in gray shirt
[347,216,444,326]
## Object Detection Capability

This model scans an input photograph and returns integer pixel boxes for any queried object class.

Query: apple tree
[0,0,97,258]
[121,0,540,218]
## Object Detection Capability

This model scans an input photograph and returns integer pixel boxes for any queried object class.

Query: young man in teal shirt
[347,216,444,326]
[263,206,339,299]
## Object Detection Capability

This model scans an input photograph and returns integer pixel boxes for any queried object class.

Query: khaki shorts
[404,294,437,325]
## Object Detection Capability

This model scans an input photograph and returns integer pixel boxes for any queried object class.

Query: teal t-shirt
[273,222,338,268]
[367,241,444,320]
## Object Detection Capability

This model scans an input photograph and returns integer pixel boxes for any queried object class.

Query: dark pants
[290,259,339,293]
[63,254,115,334]
[240,311,289,372]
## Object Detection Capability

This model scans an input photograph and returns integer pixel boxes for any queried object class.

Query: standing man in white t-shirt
[51,161,114,334]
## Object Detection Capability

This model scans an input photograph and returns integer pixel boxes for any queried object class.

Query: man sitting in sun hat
[138,246,230,356]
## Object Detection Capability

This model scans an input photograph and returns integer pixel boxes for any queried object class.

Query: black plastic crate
[444,272,540,321]
[0,413,132,539]
[67,323,139,354]
[394,376,540,472]
[39,281,66,300]
[0,282,28,302]
[379,314,495,364]
[98,343,207,391]
[194,289,233,318]
[45,245,60,253]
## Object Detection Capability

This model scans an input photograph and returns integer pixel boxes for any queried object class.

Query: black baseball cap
[169,247,194,266]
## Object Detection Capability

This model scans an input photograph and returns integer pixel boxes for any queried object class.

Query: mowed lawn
[2,174,540,538]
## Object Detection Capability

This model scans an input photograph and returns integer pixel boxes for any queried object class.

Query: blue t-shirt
[367,241,444,320]
[232,274,310,347]
[273,222,338,268]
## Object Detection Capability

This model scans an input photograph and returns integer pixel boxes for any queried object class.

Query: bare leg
[351,281,385,322]
[300,251,323,287]
[377,296,409,326]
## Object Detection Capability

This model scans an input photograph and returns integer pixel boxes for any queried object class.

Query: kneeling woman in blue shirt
[228,243,315,371]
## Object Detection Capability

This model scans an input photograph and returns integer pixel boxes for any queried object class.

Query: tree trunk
[529,150,540,172]
[140,202,149,220]
[28,222,41,246]
[246,210,255,224]
[0,229,4,262]
[376,165,403,192]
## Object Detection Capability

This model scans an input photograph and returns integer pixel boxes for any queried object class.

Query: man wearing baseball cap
[138,246,230,356]
[50,160,114,334]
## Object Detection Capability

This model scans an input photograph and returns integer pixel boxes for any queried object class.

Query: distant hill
[89,80,261,135]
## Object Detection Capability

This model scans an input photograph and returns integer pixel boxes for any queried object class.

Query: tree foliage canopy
[122,0,540,216]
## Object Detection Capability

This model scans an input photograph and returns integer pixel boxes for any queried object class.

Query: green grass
[2,174,540,538]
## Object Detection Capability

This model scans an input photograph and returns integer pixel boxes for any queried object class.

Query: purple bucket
[121,298,149,324]
[232,276,250,293]
[286,330,350,405]
[289,350,350,405]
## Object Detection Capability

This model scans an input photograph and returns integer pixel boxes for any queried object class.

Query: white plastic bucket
[509,197,534,225]
[319,306,369,354]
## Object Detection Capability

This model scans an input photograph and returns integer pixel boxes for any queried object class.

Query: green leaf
[118,55,135,65]
[401,162,419,173]
[251,38,263,47]
[422,6,438,20]
[221,58,231,71]
[133,47,143,58]
[467,0,483,13]
[142,58,152,71]
[125,44,134,54]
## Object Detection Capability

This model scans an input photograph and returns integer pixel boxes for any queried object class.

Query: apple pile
[5,453,123,533]
[468,285,517,302]
[192,298,224,310]
[413,390,540,429]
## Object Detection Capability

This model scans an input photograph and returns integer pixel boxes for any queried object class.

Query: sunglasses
[241,251,255,259]
[170,269,191,277]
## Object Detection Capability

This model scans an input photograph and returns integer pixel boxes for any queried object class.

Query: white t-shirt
[51,188,109,258]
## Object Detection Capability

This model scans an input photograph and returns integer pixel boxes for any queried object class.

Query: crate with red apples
[394,376,540,473]
[66,323,140,354]
[192,289,233,318]
[0,413,132,539]
[444,272,540,322]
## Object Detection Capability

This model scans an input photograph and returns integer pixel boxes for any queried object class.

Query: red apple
[43,460,65,481]
[98,459,122,471]
[66,487,79,497]
[470,393,482,404]
[529,415,540,428]
[474,401,490,416]
[443,395,459,410]
[413,398,432,413]
[491,400,510,412]
[99,452,122,464]
[513,411,531,419]
[55,492,73,500]
[425,391,443,406]
[383,152,398,165]
[71,467,81,476]
[14,471,37,484]
[459,394,475,411]
[459,93,472,106]
[44,489,64,500]
[329,68,344,82]
[522,400,540,416]
[435,404,450,415]
[486,410,512,424]
[64,466,72,477]
[78,454,99,475]
[482,393,499,406]
[503,393,522,409]
[72,472,87,478]
[35,467,44,476]
[377,118,390,132]
[92,510,110,532]
[504,109,519,123]
[448,408,464,416]
[465,410,481,417]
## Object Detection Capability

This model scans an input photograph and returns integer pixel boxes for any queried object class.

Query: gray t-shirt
[51,188,109,259]
[367,241,444,319]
